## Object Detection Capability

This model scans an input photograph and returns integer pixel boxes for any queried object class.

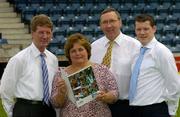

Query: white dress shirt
[90,32,140,100]
[130,37,180,115]
[0,43,58,116]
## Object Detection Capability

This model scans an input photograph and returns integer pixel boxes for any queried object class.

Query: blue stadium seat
[49,5,64,16]
[155,15,166,24]
[36,6,49,15]
[94,26,103,37]
[131,3,145,15]
[73,15,87,26]
[66,26,81,36]
[156,23,164,35]
[58,16,72,26]
[53,26,67,37]
[143,4,157,14]
[90,4,105,15]
[81,26,94,36]
[122,25,135,36]
[157,3,170,15]
[159,35,173,46]
[78,5,91,15]
[126,15,135,25]
[86,15,99,26]
[171,3,180,16]
[165,14,179,25]
[0,38,8,44]
[176,25,180,36]
[163,25,176,35]
[118,4,131,15]
[173,35,180,46]
[64,4,79,15]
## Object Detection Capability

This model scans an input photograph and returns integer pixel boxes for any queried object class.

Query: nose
[41,32,48,38]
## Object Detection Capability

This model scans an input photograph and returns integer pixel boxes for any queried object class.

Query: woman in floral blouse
[51,33,118,117]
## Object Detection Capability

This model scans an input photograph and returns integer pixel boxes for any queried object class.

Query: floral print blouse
[51,63,118,117]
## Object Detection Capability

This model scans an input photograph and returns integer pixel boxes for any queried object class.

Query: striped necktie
[129,47,148,102]
[102,41,115,68]
[40,53,50,106]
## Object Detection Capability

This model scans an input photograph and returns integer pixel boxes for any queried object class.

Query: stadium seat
[165,14,179,25]
[143,4,157,14]
[131,3,145,15]
[78,5,91,15]
[174,36,180,46]
[49,5,64,16]
[163,25,176,35]
[64,4,79,15]
[66,26,81,36]
[81,26,94,36]
[118,4,131,15]
[73,15,87,26]
[53,26,67,37]
[159,35,173,46]
[94,26,103,37]
[58,16,72,26]
[0,38,8,44]
[90,4,105,15]
[36,6,49,15]
[86,15,99,26]
[155,15,166,24]
[171,3,180,16]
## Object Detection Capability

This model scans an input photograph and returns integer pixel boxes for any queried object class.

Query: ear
[153,25,157,33]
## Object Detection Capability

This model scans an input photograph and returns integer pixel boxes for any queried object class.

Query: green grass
[0,98,7,117]
[177,100,180,117]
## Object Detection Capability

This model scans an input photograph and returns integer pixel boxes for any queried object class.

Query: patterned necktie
[102,41,114,68]
[129,47,148,102]
[40,53,50,105]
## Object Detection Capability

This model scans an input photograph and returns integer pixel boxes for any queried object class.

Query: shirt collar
[30,42,48,58]
[142,37,157,49]
[104,31,122,47]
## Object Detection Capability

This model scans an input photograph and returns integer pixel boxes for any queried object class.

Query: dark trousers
[108,99,130,117]
[130,101,170,117]
[13,98,56,117]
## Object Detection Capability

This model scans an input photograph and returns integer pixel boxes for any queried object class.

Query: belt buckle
[31,101,39,104]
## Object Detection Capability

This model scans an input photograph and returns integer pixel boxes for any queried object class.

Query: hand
[96,90,117,104]
[56,79,67,96]
[96,90,107,103]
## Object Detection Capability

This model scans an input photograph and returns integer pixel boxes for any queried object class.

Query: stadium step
[0,44,21,58]
[0,7,14,13]
[0,28,29,34]
[0,23,24,28]
[3,33,31,39]
[0,12,17,18]
[0,17,21,23]
[0,2,9,8]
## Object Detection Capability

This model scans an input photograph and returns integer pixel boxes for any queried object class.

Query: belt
[16,98,43,105]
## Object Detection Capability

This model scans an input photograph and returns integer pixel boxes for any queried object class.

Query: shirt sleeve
[0,57,21,117]
[157,48,180,115]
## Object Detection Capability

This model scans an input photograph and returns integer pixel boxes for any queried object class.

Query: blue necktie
[129,47,148,102]
[40,53,50,105]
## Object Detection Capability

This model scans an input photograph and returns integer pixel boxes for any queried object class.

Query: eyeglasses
[101,19,119,25]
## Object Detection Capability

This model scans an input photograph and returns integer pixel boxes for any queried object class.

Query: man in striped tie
[0,14,58,117]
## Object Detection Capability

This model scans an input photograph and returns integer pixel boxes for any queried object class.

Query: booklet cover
[61,65,99,107]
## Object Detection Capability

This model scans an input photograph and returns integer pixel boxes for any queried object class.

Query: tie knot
[109,41,115,45]
[140,47,148,55]
[40,53,45,58]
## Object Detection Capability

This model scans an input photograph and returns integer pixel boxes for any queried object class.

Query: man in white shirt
[129,14,180,117]
[0,14,58,117]
[90,7,140,117]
